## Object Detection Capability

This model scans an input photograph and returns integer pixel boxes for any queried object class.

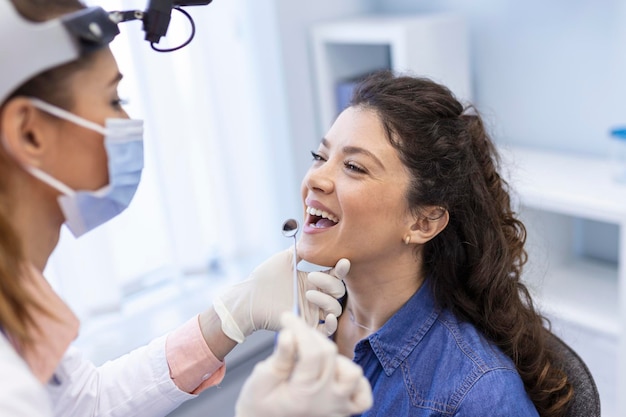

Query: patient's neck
[336,254,424,358]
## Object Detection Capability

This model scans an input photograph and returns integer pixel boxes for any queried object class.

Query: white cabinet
[310,14,471,136]
[501,145,626,417]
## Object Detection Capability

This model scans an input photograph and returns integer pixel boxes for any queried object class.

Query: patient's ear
[406,206,449,245]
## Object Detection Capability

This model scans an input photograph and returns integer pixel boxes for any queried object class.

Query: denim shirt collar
[358,281,441,377]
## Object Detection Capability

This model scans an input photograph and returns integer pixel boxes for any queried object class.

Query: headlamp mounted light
[0,3,120,104]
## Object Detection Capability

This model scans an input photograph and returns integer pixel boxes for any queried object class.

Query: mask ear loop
[0,108,75,198]
[25,166,77,197]
[21,99,110,196]
[28,98,107,136]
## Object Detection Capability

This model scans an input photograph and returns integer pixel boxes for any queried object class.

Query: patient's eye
[344,161,366,174]
[310,151,326,162]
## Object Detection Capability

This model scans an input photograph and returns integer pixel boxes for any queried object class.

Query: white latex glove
[235,312,373,417]
[213,248,348,343]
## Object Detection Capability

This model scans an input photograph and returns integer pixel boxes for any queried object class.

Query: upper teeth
[306,206,339,223]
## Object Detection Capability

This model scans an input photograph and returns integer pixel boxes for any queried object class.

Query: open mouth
[306,206,339,229]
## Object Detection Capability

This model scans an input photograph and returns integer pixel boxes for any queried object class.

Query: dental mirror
[282,218,299,238]
[282,218,300,316]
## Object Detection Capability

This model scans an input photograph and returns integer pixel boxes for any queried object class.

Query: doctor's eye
[111,97,129,109]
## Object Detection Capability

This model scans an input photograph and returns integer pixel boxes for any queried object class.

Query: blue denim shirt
[348,282,540,416]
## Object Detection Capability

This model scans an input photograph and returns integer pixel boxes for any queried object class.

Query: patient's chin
[303,255,340,270]
[296,243,336,268]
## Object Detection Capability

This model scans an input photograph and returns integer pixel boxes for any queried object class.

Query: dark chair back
[546,332,601,417]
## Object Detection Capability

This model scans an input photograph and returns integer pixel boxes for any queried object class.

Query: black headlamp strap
[60,7,120,55]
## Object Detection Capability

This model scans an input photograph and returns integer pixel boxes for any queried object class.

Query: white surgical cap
[0,2,119,103]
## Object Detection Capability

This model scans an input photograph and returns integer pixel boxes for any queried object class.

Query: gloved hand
[234,312,373,417]
[213,248,348,343]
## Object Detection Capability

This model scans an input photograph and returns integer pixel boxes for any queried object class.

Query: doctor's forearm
[198,308,238,361]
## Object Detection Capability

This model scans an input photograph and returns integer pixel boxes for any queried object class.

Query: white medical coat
[0,332,52,416]
[1,333,196,417]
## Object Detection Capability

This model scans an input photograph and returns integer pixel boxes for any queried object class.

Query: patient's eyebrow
[320,138,385,169]
[343,146,384,169]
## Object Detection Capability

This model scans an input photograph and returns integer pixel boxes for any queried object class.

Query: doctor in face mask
[22,98,144,238]
[0,1,372,417]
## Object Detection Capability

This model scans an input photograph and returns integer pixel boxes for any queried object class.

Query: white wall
[245,0,377,190]
[370,0,626,157]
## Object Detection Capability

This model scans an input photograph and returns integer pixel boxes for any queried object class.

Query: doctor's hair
[350,70,573,417]
[0,0,87,348]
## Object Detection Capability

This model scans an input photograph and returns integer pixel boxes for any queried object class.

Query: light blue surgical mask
[26,98,144,237]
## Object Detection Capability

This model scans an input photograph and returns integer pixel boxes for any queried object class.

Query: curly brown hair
[350,70,573,417]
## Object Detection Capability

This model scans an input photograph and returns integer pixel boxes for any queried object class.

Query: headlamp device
[0,2,120,104]
[1,1,213,103]
[110,0,213,52]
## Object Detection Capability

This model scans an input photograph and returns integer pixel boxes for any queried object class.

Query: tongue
[315,218,336,228]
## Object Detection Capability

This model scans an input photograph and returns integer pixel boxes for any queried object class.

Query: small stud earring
[404,235,411,245]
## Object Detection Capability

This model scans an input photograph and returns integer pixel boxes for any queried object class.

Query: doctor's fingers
[280,312,337,385]
[319,312,338,336]
[306,290,342,317]
[266,328,298,377]
[243,328,298,391]
[331,258,350,280]
[334,355,374,413]
[307,271,346,299]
